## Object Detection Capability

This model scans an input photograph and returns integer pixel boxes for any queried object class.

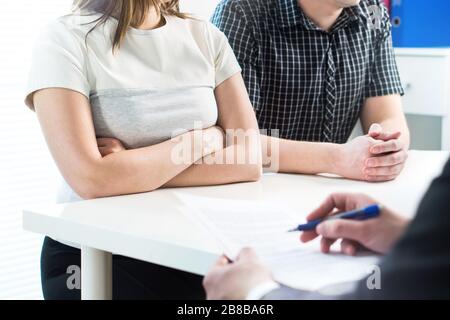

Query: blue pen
[287,204,382,232]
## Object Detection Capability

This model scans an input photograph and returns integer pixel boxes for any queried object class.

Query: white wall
[180,0,221,19]
[0,0,73,300]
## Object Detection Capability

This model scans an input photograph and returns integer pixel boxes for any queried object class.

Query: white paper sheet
[176,192,380,291]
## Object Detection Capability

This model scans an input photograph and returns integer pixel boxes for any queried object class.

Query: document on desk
[176,192,380,291]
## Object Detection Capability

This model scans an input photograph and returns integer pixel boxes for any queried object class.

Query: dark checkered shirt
[212,0,404,143]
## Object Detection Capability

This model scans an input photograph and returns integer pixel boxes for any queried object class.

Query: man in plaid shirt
[212,0,409,181]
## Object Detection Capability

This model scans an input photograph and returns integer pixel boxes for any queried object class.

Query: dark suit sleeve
[348,158,450,299]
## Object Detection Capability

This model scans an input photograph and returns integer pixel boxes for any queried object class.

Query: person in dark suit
[203,159,450,299]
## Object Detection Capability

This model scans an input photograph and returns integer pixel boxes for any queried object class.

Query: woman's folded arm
[163,73,262,188]
[33,88,224,199]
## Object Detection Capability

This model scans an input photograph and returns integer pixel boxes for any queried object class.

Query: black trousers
[40,237,205,300]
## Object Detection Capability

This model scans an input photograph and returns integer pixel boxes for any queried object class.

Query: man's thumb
[368,123,382,137]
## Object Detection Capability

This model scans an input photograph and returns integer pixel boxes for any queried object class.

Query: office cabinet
[395,48,450,151]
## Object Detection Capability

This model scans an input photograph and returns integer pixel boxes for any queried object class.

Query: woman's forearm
[80,128,223,198]
[167,72,264,188]
[260,135,340,175]
[163,142,262,188]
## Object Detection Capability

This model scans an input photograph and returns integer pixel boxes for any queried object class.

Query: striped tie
[323,41,337,142]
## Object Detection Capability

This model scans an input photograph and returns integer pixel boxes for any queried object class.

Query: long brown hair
[73,0,186,51]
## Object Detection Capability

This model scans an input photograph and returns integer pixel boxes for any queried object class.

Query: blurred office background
[0,0,448,299]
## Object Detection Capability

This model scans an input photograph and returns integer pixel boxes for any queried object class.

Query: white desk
[23,151,449,300]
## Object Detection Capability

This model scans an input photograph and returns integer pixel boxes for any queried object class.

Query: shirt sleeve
[366,3,404,98]
[212,1,262,110]
[206,22,242,87]
[25,20,90,110]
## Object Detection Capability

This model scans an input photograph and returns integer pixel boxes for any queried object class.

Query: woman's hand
[97,138,126,157]
[300,193,410,255]
[97,127,224,159]
[201,126,225,156]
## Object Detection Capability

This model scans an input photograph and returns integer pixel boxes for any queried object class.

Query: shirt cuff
[246,281,280,300]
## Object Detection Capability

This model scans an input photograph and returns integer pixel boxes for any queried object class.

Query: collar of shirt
[276,0,369,33]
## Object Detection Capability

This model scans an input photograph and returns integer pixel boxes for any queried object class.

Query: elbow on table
[66,165,160,200]
[70,176,112,200]
[77,185,161,201]
[245,163,263,182]
[72,179,159,200]
[76,188,104,201]
[73,170,165,199]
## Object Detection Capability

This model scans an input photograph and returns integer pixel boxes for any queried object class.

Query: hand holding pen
[297,193,410,255]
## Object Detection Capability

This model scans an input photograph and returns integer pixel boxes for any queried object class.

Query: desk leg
[81,246,112,300]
